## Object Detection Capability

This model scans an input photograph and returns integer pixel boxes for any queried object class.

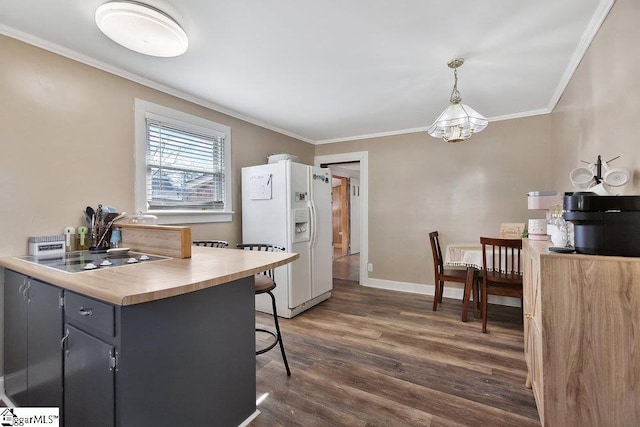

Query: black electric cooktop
[20,250,168,273]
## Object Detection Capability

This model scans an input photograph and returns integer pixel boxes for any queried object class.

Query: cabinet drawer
[65,292,115,337]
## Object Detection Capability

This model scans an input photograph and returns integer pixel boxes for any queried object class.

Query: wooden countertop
[525,238,640,263]
[0,246,299,306]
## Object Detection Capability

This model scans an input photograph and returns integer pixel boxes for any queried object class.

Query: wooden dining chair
[479,237,523,333]
[429,231,480,319]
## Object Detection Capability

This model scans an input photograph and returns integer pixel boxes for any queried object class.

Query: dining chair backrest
[236,243,286,278]
[429,231,445,273]
[480,237,523,282]
[193,240,229,248]
[479,237,524,333]
[429,231,481,314]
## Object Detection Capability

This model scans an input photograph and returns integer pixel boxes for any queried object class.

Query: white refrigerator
[241,160,333,318]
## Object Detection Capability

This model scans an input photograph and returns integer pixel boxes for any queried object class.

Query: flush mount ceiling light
[95,1,188,57]
[427,58,488,143]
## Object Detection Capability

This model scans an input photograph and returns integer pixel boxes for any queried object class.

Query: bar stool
[236,243,291,376]
[193,240,229,248]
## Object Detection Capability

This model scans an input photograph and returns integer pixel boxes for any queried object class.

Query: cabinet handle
[22,282,31,302]
[78,307,94,317]
[61,329,70,350]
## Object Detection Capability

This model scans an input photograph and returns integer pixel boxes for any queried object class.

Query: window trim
[134,99,233,224]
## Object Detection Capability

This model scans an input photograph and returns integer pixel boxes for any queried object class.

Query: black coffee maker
[563,193,640,256]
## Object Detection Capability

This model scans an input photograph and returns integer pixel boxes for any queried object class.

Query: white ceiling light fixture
[95,1,188,57]
[427,58,488,143]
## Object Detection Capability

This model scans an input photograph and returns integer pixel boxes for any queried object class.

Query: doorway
[332,176,350,258]
[325,162,360,282]
[316,151,368,285]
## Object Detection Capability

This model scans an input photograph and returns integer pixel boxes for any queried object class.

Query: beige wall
[550,0,640,193]
[316,115,552,285]
[0,35,314,257]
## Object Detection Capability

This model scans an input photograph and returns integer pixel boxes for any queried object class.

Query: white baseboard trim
[364,278,520,307]
[239,409,260,426]
[0,376,12,406]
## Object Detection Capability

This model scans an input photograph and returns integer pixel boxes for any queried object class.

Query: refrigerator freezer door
[243,162,294,316]
[241,162,289,248]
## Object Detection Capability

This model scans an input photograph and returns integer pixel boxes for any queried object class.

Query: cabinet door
[4,273,63,407]
[27,279,63,407]
[64,325,115,427]
[4,270,28,406]
[522,249,535,371]
[522,245,544,424]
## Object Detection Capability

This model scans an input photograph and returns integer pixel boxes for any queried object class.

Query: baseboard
[239,409,260,426]
[0,376,12,407]
[364,278,520,307]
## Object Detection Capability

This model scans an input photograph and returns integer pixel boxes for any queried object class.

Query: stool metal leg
[268,290,291,376]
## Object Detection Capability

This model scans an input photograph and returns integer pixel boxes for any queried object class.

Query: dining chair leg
[474,278,480,318]
[481,279,488,333]
[432,279,442,311]
[461,267,474,322]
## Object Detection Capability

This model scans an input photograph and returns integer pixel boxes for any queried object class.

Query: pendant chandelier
[427,58,487,143]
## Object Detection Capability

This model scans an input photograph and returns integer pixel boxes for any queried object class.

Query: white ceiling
[0,0,613,143]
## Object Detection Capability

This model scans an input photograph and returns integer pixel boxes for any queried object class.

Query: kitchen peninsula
[2,245,299,427]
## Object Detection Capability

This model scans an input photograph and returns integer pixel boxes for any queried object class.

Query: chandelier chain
[449,67,462,104]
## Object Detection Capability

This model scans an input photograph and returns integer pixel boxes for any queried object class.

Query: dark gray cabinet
[4,269,28,405]
[63,291,117,427]
[5,270,255,426]
[3,269,63,407]
[64,325,115,427]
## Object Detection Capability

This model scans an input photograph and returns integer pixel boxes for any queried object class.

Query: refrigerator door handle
[309,200,317,248]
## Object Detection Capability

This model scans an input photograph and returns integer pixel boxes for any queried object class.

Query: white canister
[551,229,568,246]
[528,219,548,240]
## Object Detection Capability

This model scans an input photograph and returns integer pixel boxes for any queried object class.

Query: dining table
[444,240,524,322]
[444,243,485,270]
[444,241,523,272]
[444,243,484,322]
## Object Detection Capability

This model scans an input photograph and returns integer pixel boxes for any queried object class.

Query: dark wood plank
[252,279,540,426]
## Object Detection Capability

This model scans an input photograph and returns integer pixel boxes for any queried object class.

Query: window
[135,99,232,224]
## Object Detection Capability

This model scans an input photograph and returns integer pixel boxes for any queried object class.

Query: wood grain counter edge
[525,238,640,263]
[0,246,299,306]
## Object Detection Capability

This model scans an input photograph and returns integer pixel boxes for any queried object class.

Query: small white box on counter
[28,235,66,256]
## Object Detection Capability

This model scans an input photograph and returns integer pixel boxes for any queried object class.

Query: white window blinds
[146,118,225,210]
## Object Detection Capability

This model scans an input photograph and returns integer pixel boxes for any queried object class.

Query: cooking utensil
[95,212,127,248]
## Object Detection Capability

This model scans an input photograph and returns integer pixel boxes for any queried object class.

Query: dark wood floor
[252,279,540,426]
[333,253,360,282]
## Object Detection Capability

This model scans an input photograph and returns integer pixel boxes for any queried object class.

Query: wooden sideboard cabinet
[523,239,640,426]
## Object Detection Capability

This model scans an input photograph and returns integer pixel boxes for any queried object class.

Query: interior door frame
[315,151,368,285]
